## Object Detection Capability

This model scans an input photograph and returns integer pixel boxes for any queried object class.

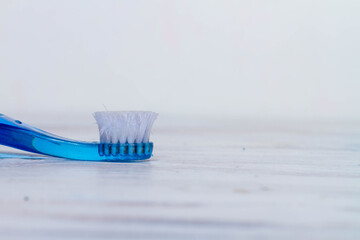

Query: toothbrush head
[93,111,158,158]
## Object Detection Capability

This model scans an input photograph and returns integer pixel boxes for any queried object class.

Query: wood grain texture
[0,119,359,239]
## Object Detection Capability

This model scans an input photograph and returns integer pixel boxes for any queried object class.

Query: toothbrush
[0,111,158,161]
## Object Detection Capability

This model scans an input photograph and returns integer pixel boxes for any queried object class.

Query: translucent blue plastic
[0,114,153,161]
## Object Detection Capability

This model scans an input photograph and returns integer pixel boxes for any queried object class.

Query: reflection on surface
[0,152,46,159]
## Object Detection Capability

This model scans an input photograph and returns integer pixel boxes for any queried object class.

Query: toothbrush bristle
[93,111,158,144]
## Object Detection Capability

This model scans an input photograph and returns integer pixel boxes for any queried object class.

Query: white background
[1,0,359,121]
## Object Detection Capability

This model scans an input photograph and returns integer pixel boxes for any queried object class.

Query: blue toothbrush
[0,111,158,161]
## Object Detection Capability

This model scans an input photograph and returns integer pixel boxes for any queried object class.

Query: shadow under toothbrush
[0,151,152,163]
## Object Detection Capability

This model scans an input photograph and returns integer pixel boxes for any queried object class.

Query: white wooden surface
[0,118,359,239]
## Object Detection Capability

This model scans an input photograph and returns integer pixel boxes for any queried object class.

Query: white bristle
[93,111,158,144]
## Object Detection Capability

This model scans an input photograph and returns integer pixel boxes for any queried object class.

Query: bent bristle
[93,111,158,144]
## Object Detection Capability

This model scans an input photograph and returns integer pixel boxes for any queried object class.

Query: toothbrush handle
[0,114,98,158]
[0,114,47,154]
